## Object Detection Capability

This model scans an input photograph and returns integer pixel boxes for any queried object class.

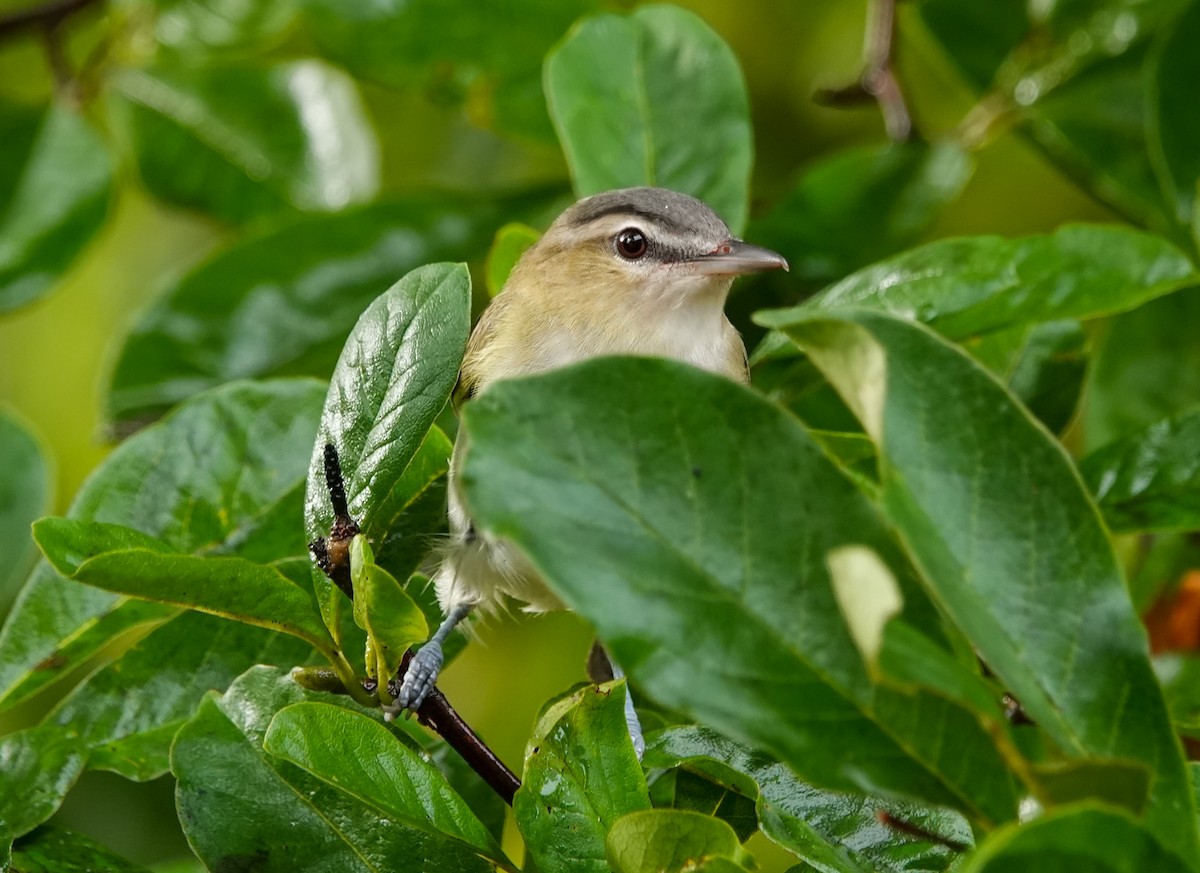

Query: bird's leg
[391,603,473,715]
[586,640,644,757]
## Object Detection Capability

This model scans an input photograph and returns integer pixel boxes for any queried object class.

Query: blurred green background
[0,0,1126,868]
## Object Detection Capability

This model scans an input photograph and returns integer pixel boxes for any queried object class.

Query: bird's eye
[615,228,648,260]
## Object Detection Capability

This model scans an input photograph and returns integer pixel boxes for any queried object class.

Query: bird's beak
[684,239,789,276]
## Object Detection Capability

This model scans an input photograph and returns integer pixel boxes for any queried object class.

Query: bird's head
[512,187,788,311]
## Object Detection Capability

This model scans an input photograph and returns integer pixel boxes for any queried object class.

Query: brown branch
[309,443,521,806]
[0,0,101,40]
[814,0,915,142]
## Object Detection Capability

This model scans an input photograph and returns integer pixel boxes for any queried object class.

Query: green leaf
[749,142,973,285]
[349,536,428,683]
[1085,289,1200,449]
[648,769,758,844]
[919,0,1184,231]
[645,726,971,873]
[305,263,470,628]
[769,225,1194,344]
[110,61,378,224]
[964,320,1088,435]
[514,682,651,873]
[771,310,1198,863]
[0,725,88,839]
[1149,0,1200,225]
[34,518,335,655]
[485,222,539,297]
[10,827,153,873]
[137,0,298,55]
[50,609,311,781]
[0,409,51,607]
[607,809,753,873]
[0,102,113,313]
[173,665,493,872]
[366,426,453,585]
[106,200,509,427]
[0,379,324,711]
[263,701,513,869]
[299,0,599,140]
[545,4,753,233]
[960,804,1191,873]
[462,358,1019,823]
[1081,407,1200,533]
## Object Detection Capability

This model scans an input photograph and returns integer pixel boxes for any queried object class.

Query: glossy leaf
[0,102,113,313]
[545,5,753,233]
[753,226,1194,366]
[106,199,508,426]
[919,0,1183,230]
[769,310,1198,862]
[648,769,758,844]
[1085,289,1200,449]
[263,701,513,869]
[304,263,470,628]
[960,805,1190,873]
[1149,0,1200,225]
[0,379,324,711]
[1081,408,1200,533]
[485,222,539,296]
[462,358,1018,823]
[0,409,51,606]
[173,665,493,872]
[749,142,973,285]
[9,827,152,873]
[35,518,335,655]
[607,809,753,873]
[349,536,428,684]
[964,320,1088,435]
[300,0,598,139]
[645,726,971,873]
[49,609,309,781]
[0,725,88,839]
[514,682,651,873]
[110,61,378,224]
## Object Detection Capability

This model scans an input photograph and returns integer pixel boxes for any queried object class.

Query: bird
[392,186,788,755]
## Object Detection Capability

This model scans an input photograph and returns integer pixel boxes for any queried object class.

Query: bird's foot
[392,641,445,715]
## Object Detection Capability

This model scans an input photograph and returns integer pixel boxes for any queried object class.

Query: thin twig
[0,0,101,40]
[814,0,915,142]
[309,443,521,806]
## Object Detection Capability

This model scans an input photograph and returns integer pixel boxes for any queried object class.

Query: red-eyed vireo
[394,187,788,754]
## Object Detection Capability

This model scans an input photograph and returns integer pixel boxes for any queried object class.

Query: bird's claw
[394,642,444,713]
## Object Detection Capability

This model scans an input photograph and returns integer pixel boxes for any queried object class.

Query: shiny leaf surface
[35,518,335,654]
[1081,407,1200,533]
[545,5,753,232]
[771,310,1198,863]
[462,358,1018,823]
[9,827,152,873]
[173,666,493,872]
[607,809,753,873]
[106,199,506,426]
[514,682,651,873]
[0,726,88,839]
[304,263,470,630]
[263,701,513,869]
[0,102,113,313]
[111,61,378,223]
[0,380,324,710]
[645,726,971,873]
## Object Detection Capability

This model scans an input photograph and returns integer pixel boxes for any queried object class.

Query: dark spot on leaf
[35,652,67,671]
[692,466,702,478]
